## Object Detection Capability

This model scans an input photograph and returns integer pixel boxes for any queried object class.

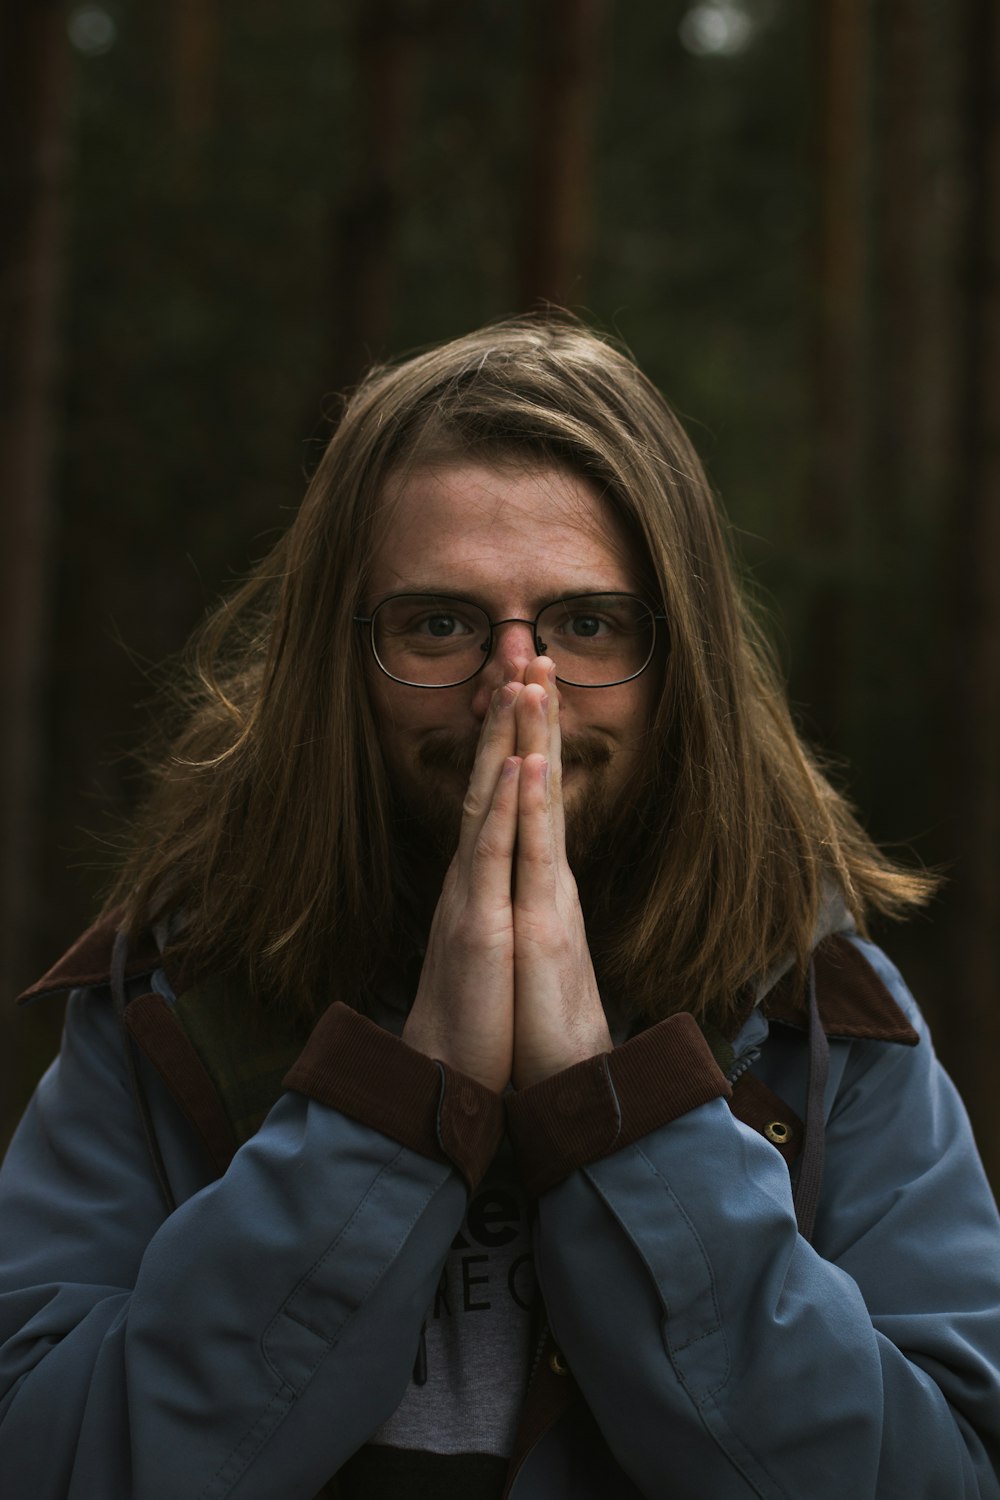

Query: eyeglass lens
[371,594,656,687]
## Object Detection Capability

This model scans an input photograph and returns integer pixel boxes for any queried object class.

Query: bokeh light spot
[67,6,118,57]
[679,2,755,57]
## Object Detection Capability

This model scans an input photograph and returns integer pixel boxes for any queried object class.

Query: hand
[403,658,612,1094]
[510,660,613,1089]
[402,681,522,1092]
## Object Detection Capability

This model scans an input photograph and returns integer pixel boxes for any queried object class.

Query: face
[364,459,660,868]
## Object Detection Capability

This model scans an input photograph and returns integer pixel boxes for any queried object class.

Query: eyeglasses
[354,592,666,689]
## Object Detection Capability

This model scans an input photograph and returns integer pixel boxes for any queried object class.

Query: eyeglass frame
[353,591,667,689]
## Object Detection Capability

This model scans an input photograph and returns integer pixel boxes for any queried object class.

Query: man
[2,317,999,1499]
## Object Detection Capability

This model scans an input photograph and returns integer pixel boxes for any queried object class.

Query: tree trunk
[870,0,944,536]
[940,0,1000,1184]
[0,0,71,991]
[517,0,608,310]
[856,0,964,832]
[171,0,220,139]
[0,0,72,1145]
[325,0,432,396]
[801,0,872,748]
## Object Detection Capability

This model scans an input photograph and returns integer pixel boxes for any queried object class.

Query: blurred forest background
[2,0,998,1184]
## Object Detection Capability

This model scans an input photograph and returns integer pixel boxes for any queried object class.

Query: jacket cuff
[283,1003,504,1192]
[506,1012,731,1197]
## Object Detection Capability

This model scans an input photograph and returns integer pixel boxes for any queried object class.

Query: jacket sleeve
[507,939,1000,1499]
[0,988,502,1500]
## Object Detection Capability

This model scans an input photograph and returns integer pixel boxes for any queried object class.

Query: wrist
[403,1010,511,1094]
[513,1018,613,1090]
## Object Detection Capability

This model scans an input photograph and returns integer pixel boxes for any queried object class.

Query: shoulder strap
[726,936,915,1243]
[110,931,177,1214]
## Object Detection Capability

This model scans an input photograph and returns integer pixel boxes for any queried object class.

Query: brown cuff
[283,1003,504,1192]
[506,1012,731,1197]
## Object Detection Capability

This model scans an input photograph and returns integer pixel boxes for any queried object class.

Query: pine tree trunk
[171,0,220,140]
[0,1,71,988]
[517,0,607,310]
[941,0,1000,1184]
[0,0,72,1139]
[871,0,947,534]
[326,0,430,395]
[801,0,871,747]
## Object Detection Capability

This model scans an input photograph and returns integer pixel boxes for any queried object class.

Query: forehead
[370,459,642,602]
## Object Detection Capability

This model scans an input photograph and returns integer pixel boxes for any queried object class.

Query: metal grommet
[548,1348,569,1376]
[764,1120,792,1145]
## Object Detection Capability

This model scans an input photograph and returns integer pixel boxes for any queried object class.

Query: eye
[548,608,616,640]
[565,613,609,639]
[419,613,470,638]
[375,595,487,649]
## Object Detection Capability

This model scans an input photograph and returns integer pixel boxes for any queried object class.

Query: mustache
[416,730,614,777]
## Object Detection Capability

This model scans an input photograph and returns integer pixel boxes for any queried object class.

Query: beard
[382,728,654,1019]
[386,726,631,877]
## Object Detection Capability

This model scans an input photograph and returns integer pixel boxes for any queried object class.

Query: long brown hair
[107,315,935,1023]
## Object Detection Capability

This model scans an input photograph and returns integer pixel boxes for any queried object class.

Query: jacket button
[549,1347,569,1376]
[764,1120,792,1145]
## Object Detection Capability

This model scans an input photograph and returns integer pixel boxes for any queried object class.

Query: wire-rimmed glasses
[354,592,665,688]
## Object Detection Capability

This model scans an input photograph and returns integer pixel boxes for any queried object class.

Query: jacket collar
[763,933,918,1045]
[15,910,161,1003]
[18,917,918,1049]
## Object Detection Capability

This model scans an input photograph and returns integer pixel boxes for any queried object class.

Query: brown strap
[728,1071,804,1165]
[503,1332,577,1496]
[793,959,830,1241]
[112,935,176,1214]
[123,992,238,1178]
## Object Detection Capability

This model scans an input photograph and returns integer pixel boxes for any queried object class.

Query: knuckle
[450,911,477,949]
[474,816,512,860]
[518,842,553,871]
[473,831,502,864]
[516,908,573,955]
[462,789,485,820]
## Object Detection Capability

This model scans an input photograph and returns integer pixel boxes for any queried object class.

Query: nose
[469,619,539,721]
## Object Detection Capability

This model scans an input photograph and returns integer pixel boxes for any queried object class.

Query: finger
[523,656,551,691]
[470,755,521,907]
[513,681,551,762]
[543,658,566,848]
[457,682,521,867]
[522,659,565,849]
[515,752,555,905]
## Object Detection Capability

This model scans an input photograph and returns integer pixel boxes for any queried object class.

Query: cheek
[365,670,419,749]
[571,682,655,744]
[623,658,662,736]
[367,671,471,741]
[366,658,425,727]
[634,678,659,736]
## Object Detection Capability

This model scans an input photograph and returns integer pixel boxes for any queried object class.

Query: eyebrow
[370,585,635,609]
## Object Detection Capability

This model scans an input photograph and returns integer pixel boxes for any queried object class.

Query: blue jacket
[1,927,999,1498]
